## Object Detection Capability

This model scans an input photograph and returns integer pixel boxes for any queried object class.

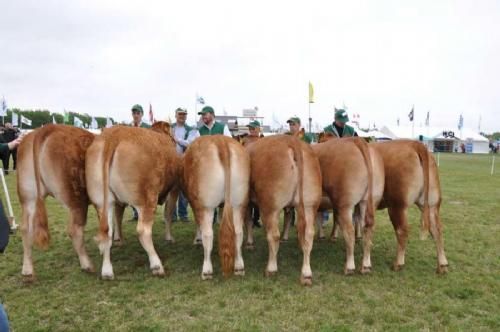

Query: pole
[491,156,496,175]
[0,168,17,230]
[412,120,415,140]
[308,102,312,133]
[437,152,440,167]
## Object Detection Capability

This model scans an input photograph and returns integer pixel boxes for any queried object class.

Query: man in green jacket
[197,106,231,137]
[130,104,151,128]
[286,116,314,144]
[323,108,357,138]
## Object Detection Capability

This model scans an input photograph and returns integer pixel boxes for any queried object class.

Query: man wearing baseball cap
[130,104,151,128]
[286,116,313,144]
[323,108,357,138]
[172,107,199,223]
[197,106,231,137]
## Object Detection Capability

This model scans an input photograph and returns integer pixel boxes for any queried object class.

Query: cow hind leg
[98,206,114,280]
[264,209,281,276]
[21,200,36,280]
[356,201,373,274]
[429,206,449,274]
[300,207,316,286]
[233,206,245,276]
[195,207,214,279]
[388,206,409,271]
[68,206,94,273]
[337,208,356,275]
[136,207,164,277]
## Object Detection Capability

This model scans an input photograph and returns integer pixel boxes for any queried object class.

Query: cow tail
[98,136,117,244]
[290,139,306,247]
[218,138,236,277]
[414,142,430,239]
[352,138,375,228]
[32,127,52,249]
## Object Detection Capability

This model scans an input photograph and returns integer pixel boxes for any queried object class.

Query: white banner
[91,117,98,129]
[0,96,7,117]
[21,115,32,126]
[12,112,18,126]
[74,116,83,128]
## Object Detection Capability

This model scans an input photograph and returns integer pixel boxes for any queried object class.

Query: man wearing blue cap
[197,106,231,137]
[323,108,357,138]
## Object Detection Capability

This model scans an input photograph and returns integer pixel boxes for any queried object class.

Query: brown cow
[312,137,381,274]
[247,135,322,285]
[181,135,250,279]
[17,124,95,280]
[372,140,448,273]
[86,122,179,279]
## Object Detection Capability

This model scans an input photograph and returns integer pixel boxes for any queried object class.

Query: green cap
[175,107,188,114]
[286,117,301,125]
[131,104,143,113]
[334,108,349,123]
[247,120,261,128]
[198,106,214,115]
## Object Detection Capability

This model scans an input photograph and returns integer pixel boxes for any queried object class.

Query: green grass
[1,153,499,331]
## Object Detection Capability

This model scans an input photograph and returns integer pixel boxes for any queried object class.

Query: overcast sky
[1,0,499,132]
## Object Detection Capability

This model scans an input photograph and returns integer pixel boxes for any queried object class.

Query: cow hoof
[280,238,288,243]
[245,243,255,250]
[392,263,405,272]
[201,272,213,280]
[151,266,165,277]
[436,264,449,274]
[194,239,202,246]
[22,274,36,283]
[300,275,313,286]
[113,239,123,247]
[344,268,355,275]
[330,237,338,243]
[101,273,115,281]
[355,237,362,243]
[264,270,277,277]
[318,236,326,241]
[234,268,245,276]
[164,238,175,244]
[81,266,96,274]
[360,266,372,274]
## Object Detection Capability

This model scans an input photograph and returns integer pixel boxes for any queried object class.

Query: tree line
[2,108,116,128]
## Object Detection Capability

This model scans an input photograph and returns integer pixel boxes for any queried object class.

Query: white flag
[11,112,18,126]
[0,96,7,117]
[21,115,32,126]
[106,117,113,128]
[74,116,83,128]
[91,117,98,129]
[52,115,56,124]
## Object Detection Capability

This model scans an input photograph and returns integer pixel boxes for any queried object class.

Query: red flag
[149,103,154,124]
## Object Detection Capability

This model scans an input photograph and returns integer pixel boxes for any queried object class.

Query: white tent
[379,125,489,154]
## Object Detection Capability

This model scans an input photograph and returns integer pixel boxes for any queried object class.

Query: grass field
[1,153,499,331]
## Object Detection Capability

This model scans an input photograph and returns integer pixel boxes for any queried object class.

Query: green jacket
[0,143,8,155]
[131,121,151,128]
[198,121,225,136]
[285,132,314,144]
[324,124,356,138]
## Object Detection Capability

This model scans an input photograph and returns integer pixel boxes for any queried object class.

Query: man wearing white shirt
[172,107,199,222]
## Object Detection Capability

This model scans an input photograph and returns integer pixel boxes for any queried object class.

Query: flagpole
[308,102,312,134]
